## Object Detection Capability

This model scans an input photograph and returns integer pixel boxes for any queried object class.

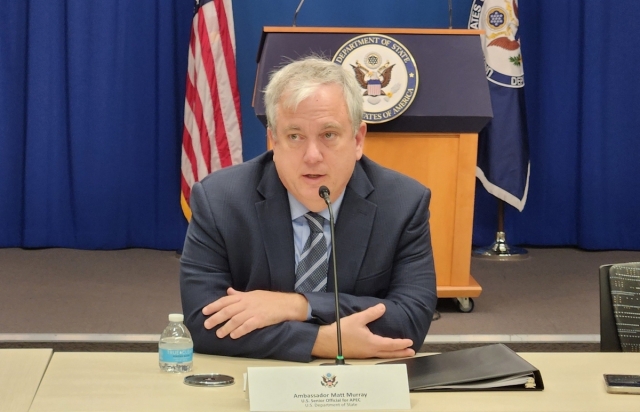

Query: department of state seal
[469,0,525,88]
[333,34,418,124]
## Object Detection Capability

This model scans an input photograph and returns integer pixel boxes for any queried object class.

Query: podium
[253,27,492,306]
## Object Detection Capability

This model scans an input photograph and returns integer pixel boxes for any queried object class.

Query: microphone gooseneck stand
[292,0,306,27]
[318,185,346,365]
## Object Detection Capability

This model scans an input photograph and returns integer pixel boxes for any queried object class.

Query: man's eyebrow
[283,125,302,132]
[321,122,343,130]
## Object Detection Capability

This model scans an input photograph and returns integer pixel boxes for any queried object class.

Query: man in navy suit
[180,57,437,362]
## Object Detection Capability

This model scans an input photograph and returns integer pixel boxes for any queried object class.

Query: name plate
[247,364,410,411]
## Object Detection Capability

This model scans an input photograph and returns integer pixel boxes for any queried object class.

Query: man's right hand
[202,288,308,339]
[311,303,415,359]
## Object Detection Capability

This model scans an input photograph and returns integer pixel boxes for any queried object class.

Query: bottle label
[159,347,193,363]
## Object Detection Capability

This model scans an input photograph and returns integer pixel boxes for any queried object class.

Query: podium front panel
[254,29,492,133]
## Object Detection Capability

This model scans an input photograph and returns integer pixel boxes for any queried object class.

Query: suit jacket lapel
[255,161,297,292]
[328,160,376,293]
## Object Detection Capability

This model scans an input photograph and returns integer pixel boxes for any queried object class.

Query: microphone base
[320,357,348,366]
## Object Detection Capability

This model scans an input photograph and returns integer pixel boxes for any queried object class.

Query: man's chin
[298,195,328,212]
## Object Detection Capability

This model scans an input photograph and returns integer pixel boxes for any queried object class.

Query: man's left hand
[202,288,308,339]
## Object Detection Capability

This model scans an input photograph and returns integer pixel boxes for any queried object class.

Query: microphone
[292,0,306,27]
[318,185,346,365]
[448,0,453,29]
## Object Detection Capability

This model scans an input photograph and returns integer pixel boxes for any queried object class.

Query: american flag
[181,0,242,220]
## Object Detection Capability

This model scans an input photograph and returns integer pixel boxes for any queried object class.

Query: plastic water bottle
[159,313,193,373]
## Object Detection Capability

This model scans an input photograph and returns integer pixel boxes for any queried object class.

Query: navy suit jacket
[180,151,437,362]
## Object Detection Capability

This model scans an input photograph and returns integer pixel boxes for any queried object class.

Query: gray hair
[264,56,363,137]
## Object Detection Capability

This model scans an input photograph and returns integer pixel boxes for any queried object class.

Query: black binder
[378,343,544,391]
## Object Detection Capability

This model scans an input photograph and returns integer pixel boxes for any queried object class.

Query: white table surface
[29,351,640,412]
[0,348,52,412]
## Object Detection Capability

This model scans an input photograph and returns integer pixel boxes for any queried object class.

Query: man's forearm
[309,305,415,360]
[190,316,321,362]
[305,291,432,351]
[203,290,310,339]
[310,324,336,359]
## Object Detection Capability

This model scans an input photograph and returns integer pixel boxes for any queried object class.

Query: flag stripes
[181,0,242,220]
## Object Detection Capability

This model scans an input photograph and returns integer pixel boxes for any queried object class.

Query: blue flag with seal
[468,0,530,211]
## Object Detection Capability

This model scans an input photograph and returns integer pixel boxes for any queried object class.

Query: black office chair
[599,263,640,352]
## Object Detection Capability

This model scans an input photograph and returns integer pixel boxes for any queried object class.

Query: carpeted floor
[1,247,639,352]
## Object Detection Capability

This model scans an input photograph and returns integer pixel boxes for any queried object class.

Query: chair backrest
[599,264,621,351]
[600,263,640,352]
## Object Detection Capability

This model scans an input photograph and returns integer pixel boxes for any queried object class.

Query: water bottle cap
[168,313,184,322]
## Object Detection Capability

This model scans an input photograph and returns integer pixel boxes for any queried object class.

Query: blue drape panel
[2,0,639,250]
[577,2,640,248]
[0,1,191,249]
[0,1,29,245]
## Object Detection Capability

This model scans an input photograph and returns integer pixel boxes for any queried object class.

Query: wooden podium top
[263,26,484,35]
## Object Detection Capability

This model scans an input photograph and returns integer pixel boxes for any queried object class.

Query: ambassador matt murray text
[293,393,367,399]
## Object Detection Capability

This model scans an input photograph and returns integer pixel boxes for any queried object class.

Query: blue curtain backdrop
[1,0,639,250]
[0,1,192,249]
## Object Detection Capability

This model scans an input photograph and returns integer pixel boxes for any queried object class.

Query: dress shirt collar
[288,190,345,222]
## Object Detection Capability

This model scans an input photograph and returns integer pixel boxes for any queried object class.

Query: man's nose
[303,139,323,162]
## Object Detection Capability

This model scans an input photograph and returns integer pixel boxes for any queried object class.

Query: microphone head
[318,186,330,199]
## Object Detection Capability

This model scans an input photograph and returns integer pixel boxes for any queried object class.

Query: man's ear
[267,127,276,150]
[355,121,367,160]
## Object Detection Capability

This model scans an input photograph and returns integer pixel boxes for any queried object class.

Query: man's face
[268,84,366,212]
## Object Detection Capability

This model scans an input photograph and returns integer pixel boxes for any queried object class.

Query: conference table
[0,348,52,412]
[28,351,639,411]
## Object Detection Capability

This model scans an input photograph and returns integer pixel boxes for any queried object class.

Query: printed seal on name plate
[332,34,418,124]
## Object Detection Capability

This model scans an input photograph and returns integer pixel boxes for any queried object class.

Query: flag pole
[472,199,528,260]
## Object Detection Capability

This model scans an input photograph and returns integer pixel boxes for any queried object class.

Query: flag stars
[489,11,505,28]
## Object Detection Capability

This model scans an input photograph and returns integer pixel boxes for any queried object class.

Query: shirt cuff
[306,302,313,320]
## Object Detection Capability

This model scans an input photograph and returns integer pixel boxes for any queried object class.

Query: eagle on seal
[351,61,395,97]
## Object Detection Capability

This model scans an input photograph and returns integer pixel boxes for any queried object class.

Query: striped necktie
[295,212,328,293]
